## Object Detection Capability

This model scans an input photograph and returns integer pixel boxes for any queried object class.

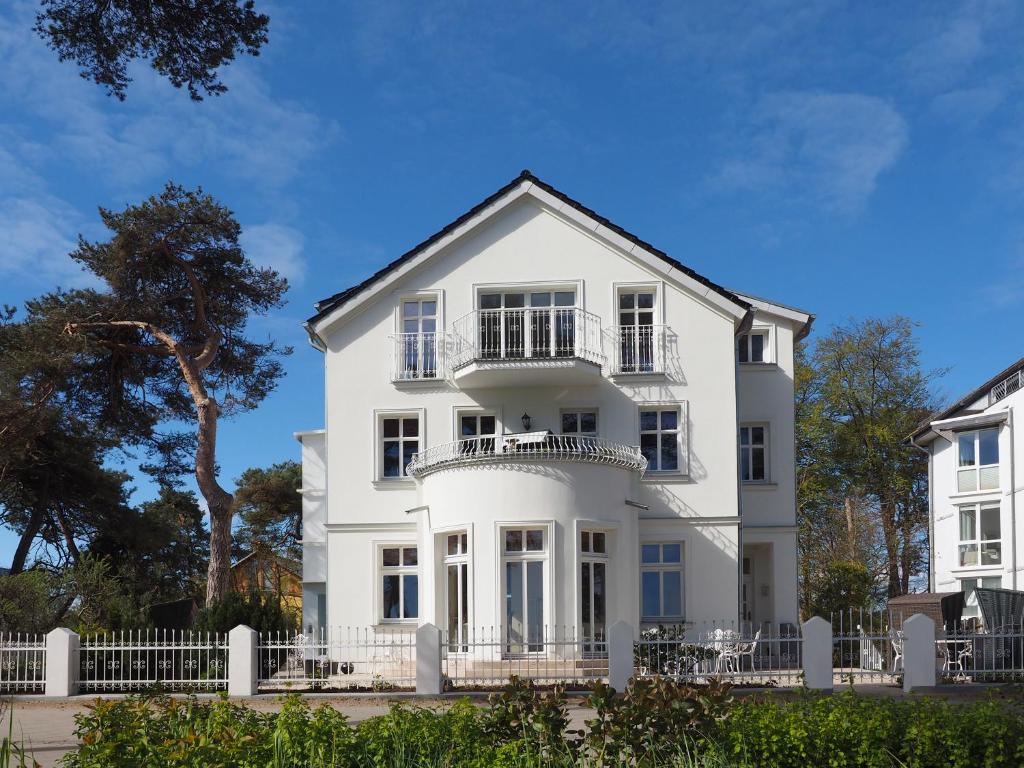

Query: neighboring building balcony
[990,368,1023,405]
[390,332,442,382]
[449,307,604,387]
[407,433,648,478]
[606,325,669,376]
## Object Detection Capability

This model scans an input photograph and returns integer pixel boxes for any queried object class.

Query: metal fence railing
[0,633,46,693]
[79,631,228,692]
[830,609,905,686]
[937,622,1024,682]
[442,626,607,689]
[635,622,802,687]
[257,628,416,692]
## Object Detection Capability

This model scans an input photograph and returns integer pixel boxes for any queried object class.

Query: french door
[618,290,656,373]
[445,532,469,652]
[400,298,438,378]
[478,291,576,359]
[503,528,546,654]
[580,531,608,655]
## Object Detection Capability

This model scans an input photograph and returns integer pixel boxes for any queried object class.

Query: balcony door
[618,290,655,373]
[580,531,608,655]
[401,299,437,378]
[528,291,576,358]
[458,412,496,456]
[478,290,576,360]
[503,528,546,654]
[479,293,525,358]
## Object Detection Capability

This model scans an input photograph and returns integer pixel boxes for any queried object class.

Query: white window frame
[579,529,610,650]
[499,524,551,655]
[378,543,419,624]
[958,502,1002,569]
[560,408,599,437]
[640,542,685,622]
[374,409,425,482]
[442,529,471,652]
[638,403,688,476]
[739,423,769,483]
[393,292,442,381]
[956,428,1000,494]
[737,326,773,365]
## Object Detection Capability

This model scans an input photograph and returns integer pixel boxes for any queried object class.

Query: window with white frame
[502,528,546,653]
[379,414,420,479]
[380,545,418,621]
[739,424,768,482]
[617,289,657,373]
[639,408,681,472]
[960,576,1001,618]
[580,531,608,652]
[458,411,496,455]
[444,532,469,651]
[561,410,597,437]
[956,428,999,493]
[737,331,768,363]
[397,297,438,379]
[640,543,683,621]
[958,502,1001,567]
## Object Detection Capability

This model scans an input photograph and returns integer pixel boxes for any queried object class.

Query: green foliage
[35,0,270,101]
[51,687,1024,768]
[810,560,873,617]
[192,590,294,634]
[233,461,302,561]
[0,570,57,633]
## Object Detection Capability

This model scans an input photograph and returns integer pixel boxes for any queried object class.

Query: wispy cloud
[0,196,93,288]
[240,223,307,286]
[714,91,908,214]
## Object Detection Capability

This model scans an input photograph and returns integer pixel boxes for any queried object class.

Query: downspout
[733,309,754,624]
[1008,409,1018,590]
[908,434,935,592]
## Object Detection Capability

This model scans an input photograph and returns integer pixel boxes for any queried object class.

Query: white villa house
[911,357,1024,620]
[296,171,812,650]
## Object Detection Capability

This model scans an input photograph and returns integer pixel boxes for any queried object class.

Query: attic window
[737,331,769,364]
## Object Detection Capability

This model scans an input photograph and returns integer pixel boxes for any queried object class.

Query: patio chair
[889,629,904,673]
[709,628,741,673]
[737,629,761,671]
[940,638,973,678]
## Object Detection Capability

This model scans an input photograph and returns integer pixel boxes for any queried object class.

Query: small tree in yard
[36,182,289,606]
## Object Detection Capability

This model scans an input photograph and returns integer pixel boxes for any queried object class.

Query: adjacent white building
[297,171,812,647]
[911,358,1024,620]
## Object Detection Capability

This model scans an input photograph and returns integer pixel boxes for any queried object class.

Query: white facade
[297,172,811,645]
[912,360,1024,620]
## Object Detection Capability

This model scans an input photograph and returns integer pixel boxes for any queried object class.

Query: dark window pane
[660,410,678,431]
[403,547,418,566]
[980,429,999,465]
[480,416,495,435]
[554,291,575,306]
[752,448,765,480]
[447,535,459,556]
[661,436,678,471]
[642,571,660,617]
[737,336,749,363]
[402,418,419,437]
[581,412,597,434]
[663,571,682,616]
[581,531,590,552]
[402,301,419,318]
[530,292,551,307]
[505,530,523,552]
[741,450,750,481]
[562,412,578,433]
[461,416,477,437]
[662,544,681,563]
[382,548,400,567]
[480,294,501,309]
[593,532,606,554]
[422,318,436,332]
[640,411,658,431]
[641,544,660,563]
[421,301,436,316]
[402,442,417,473]
[526,529,544,551]
[461,533,468,552]
[980,506,1000,541]
[504,293,525,308]
[383,442,400,477]
[959,433,976,467]
[403,575,419,618]
[751,333,764,362]
[620,312,633,326]
[752,426,764,444]
[403,319,418,334]
[638,311,654,325]
[382,575,400,618]
[640,433,658,466]
[619,293,634,309]
[383,418,400,438]
[638,292,654,309]
[739,427,750,447]
[581,563,591,634]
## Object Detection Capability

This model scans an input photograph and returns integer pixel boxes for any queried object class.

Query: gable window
[380,414,420,479]
[739,424,768,482]
[458,412,496,456]
[444,532,470,651]
[640,408,681,472]
[641,543,683,621]
[617,290,657,373]
[502,527,546,653]
[957,428,999,493]
[381,545,418,621]
[737,331,768,364]
[580,531,608,653]
[561,410,597,437]
[396,298,438,380]
[959,502,1001,567]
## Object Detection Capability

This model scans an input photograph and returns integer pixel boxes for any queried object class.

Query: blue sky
[1,1,1022,565]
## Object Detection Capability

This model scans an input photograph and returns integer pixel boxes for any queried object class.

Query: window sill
[738,362,779,371]
[642,473,692,485]
[950,565,1003,575]
[948,490,1001,500]
[372,622,419,630]
[392,377,448,388]
[742,481,777,489]
[609,370,668,380]
[372,479,416,490]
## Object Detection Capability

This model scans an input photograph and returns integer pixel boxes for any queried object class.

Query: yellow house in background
[230,549,303,627]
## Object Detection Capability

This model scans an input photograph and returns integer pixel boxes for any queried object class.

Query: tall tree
[34,0,269,101]
[796,317,941,606]
[233,461,302,561]
[31,183,289,605]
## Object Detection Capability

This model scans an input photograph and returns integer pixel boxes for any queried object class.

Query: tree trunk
[9,508,45,574]
[206,502,233,604]
[194,395,234,606]
[844,495,857,560]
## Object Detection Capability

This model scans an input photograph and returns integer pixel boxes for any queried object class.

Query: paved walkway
[4,685,1010,768]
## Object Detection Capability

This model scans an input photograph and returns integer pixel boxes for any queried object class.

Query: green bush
[192,590,295,634]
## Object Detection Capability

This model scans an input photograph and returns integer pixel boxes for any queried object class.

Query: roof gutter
[304,321,327,353]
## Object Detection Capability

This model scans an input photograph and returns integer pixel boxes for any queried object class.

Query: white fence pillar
[45,627,79,697]
[608,620,634,693]
[228,624,258,697]
[416,623,442,695]
[800,616,833,692]
[902,613,936,692]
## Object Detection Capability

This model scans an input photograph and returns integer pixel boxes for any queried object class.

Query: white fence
[830,609,906,686]
[936,622,1024,682]
[79,630,228,692]
[606,325,669,375]
[634,623,803,687]
[257,628,416,692]
[0,633,46,693]
[442,626,607,689]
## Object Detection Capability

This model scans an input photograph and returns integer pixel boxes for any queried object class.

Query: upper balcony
[606,325,669,376]
[407,433,647,478]
[448,307,604,387]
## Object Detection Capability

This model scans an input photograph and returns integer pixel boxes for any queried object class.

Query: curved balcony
[449,307,603,387]
[407,433,647,478]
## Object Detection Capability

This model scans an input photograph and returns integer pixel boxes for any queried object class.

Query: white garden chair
[889,629,904,673]
[737,629,761,671]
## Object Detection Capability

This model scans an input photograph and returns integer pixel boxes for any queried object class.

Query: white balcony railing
[390,332,441,381]
[449,307,603,370]
[407,433,647,478]
[990,369,1024,405]
[606,325,668,375]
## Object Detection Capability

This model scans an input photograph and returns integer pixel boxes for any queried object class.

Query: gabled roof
[910,355,1024,442]
[307,170,753,334]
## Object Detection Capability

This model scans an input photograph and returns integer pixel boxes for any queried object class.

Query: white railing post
[608,620,634,692]
[800,617,832,692]
[902,613,936,692]
[416,623,442,695]
[45,627,79,697]
[228,625,258,697]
